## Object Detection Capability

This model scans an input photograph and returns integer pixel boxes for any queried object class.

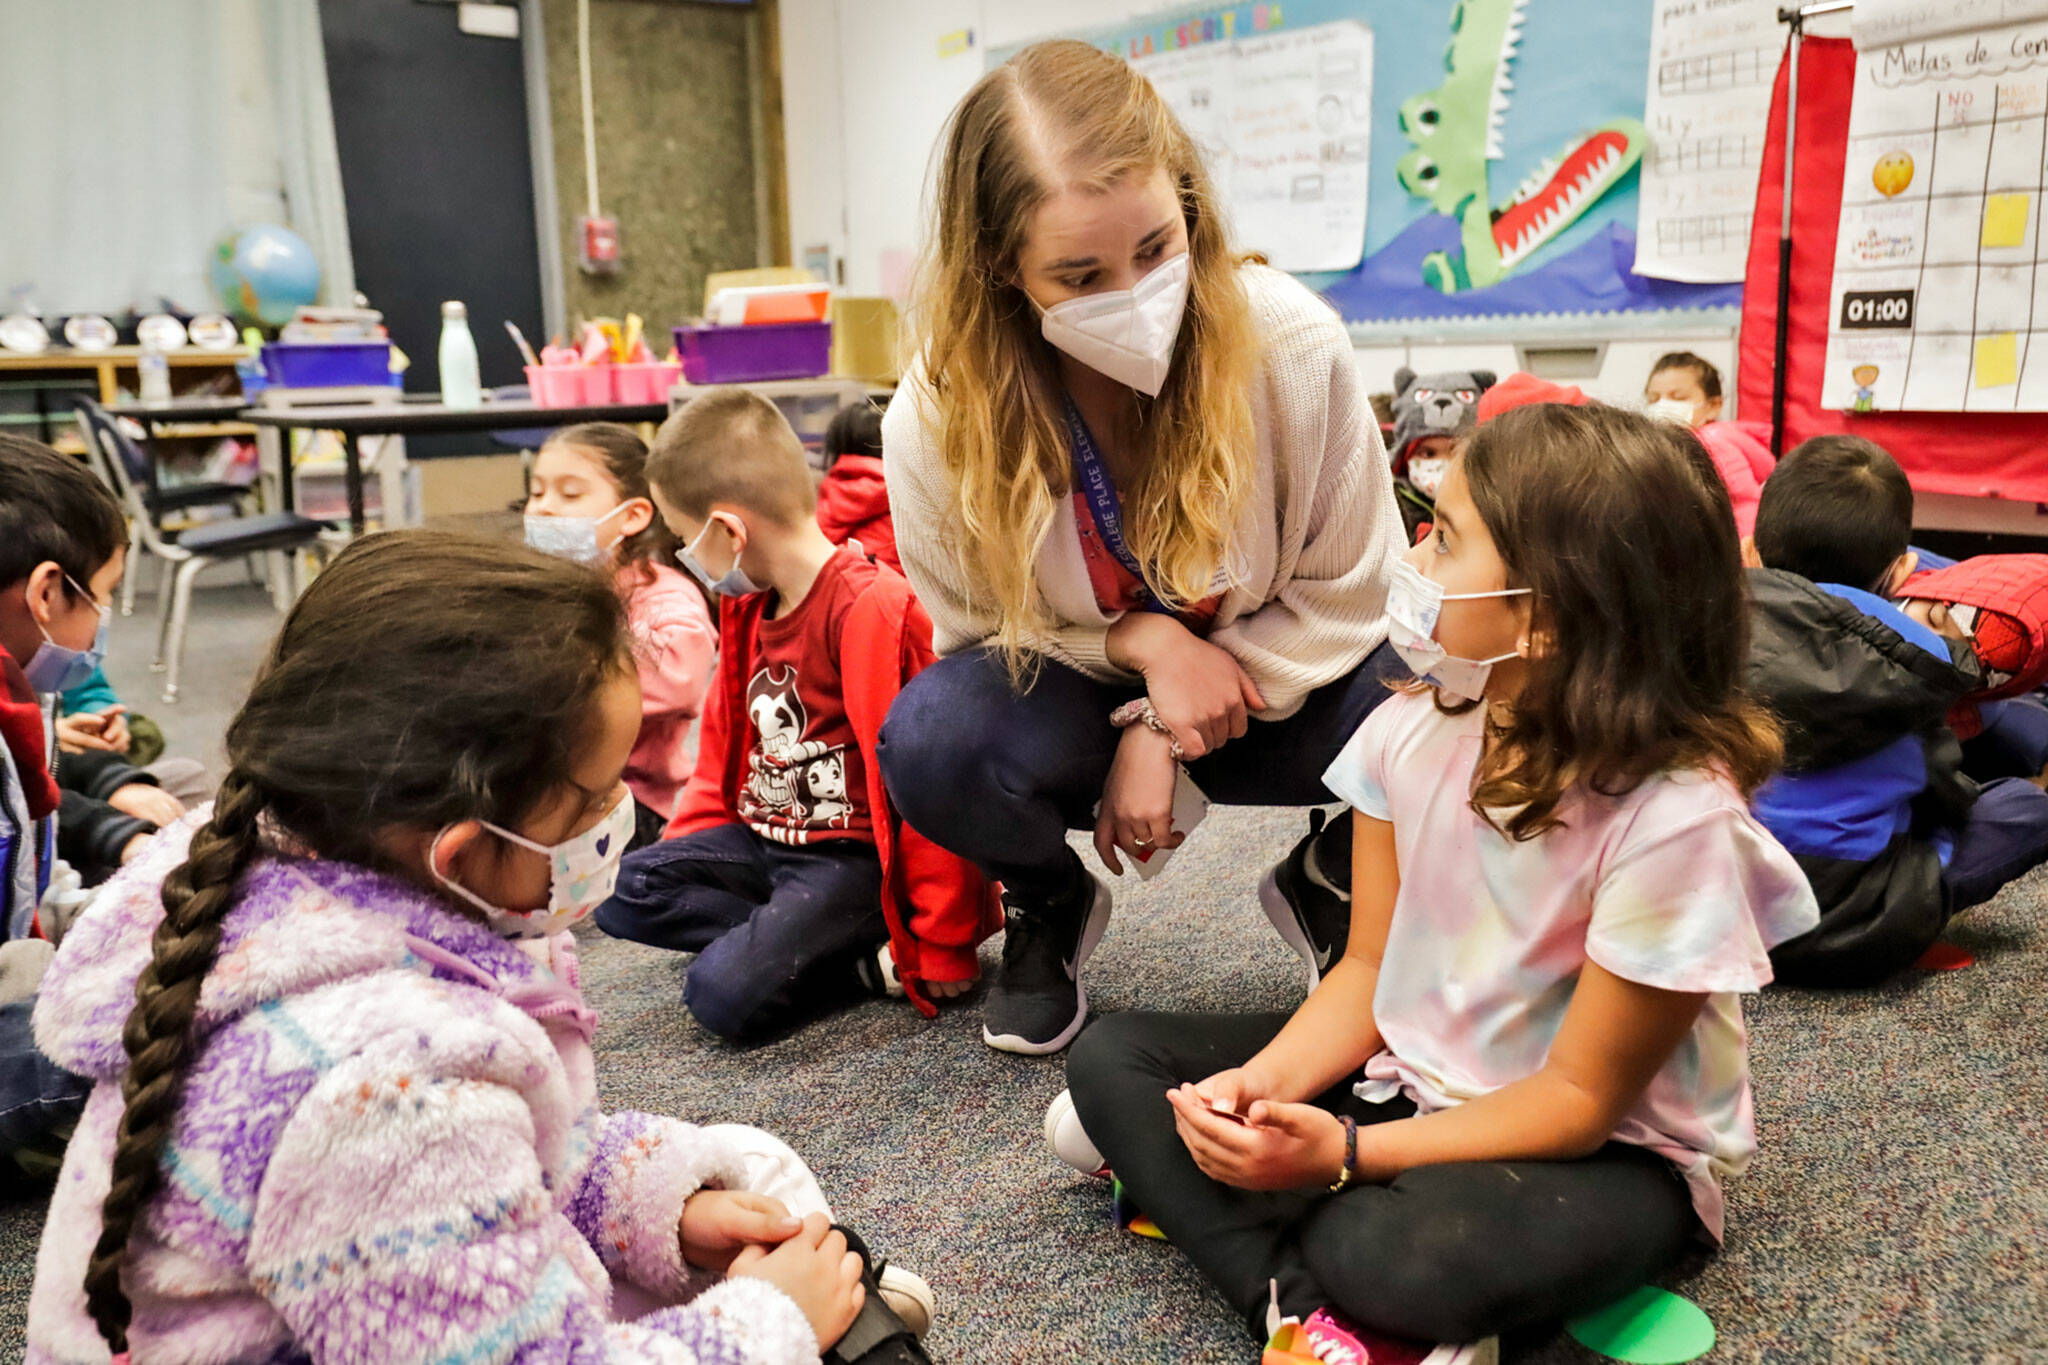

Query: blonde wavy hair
[908,39,1261,678]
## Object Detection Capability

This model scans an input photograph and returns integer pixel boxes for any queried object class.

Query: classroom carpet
[0,573,2042,1363]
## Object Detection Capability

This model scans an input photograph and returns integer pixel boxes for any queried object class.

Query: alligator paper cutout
[1394,0,1646,294]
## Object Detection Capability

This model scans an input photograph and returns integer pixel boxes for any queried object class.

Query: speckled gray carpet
[1,576,2042,1362]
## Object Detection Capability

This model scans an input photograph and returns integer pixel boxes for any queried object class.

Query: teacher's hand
[1109,616,1266,758]
[1094,725,1184,875]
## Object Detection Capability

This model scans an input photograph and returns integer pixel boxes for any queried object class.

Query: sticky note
[1984,193,2030,247]
[1975,331,2019,388]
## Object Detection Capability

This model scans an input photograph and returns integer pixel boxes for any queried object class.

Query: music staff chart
[1824,74,2048,412]
[1656,44,1779,96]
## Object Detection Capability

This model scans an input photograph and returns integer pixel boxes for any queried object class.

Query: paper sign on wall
[1821,16,2048,411]
[1131,20,1373,273]
[1635,0,1783,283]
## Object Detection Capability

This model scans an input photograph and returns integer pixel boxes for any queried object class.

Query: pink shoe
[1264,1307,1499,1365]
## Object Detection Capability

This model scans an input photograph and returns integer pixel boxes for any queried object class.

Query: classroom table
[104,394,251,438]
[241,395,670,535]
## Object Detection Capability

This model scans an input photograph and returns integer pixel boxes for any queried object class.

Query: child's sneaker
[1042,1088,1109,1178]
[855,943,905,998]
[1259,810,1351,990]
[1264,1306,1498,1365]
[875,1263,934,1338]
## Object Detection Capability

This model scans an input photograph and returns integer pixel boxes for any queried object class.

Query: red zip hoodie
[815,456,900,575]
[667,558,999,1014]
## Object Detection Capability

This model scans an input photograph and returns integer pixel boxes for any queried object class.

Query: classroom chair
[69,398,262,617]
[73,398,332,702]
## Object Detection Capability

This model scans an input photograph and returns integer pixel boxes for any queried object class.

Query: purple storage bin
[673,320,832,383]
[261,341,393,389]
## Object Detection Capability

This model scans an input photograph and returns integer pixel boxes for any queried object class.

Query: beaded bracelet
[1328,1115,1359,1193]
[1108,697,1185,760]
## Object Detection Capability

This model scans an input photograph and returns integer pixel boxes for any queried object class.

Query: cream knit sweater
[882,264,1400,718]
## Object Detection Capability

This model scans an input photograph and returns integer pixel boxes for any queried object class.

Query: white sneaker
[1043,1088,1109,1178]
[876,1263,935,1338]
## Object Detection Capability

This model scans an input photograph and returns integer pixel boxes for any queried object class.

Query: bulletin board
[998,1,1745,338]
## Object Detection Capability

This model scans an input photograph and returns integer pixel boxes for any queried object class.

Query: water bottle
[438,300,482,409]
[137,343,172,404]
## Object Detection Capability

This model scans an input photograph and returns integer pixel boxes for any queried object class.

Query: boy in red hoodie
[595,388,997,1040]
[814,400,900,573]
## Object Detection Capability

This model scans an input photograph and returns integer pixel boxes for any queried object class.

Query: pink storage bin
[579,365,616,404]
[526,365,585,408]
[612,361,682,404]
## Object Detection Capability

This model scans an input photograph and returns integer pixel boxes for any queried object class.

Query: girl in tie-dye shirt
[1062,403,1819,1359]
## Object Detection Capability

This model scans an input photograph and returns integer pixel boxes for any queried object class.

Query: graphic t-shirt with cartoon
[739,547,876,845]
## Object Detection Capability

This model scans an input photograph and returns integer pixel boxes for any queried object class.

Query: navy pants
[877,645,1405,898]
[595,824,885,1041]
[1944,776,2048,912]
[1068,1010,1699,1346]
[0,1000,89,1179]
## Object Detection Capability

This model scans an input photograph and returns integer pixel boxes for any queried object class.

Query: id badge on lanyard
[1064,398,1176,617]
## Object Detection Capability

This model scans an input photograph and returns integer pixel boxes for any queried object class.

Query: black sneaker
[981,867,1112,1055]
[824,1225,935,1365]
[1259,809,1351,990]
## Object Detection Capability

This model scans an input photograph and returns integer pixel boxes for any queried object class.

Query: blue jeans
[594,824,886,1041]
[1943,776,2048,912]
[877,644,1405,897]
[0,1000,89,1175]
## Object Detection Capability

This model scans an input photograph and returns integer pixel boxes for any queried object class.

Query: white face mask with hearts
[432,789,635,939]
[1384,557,1531,703]
[1035,251,1191,398]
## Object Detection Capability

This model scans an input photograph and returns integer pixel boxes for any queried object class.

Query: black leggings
[1067,1011,1701,1345]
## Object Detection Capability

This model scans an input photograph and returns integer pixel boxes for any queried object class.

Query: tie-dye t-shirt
[1322,690,1819,1241]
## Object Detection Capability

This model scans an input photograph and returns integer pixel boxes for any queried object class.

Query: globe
[208,224,321,328]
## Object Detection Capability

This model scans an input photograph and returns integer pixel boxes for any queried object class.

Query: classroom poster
[1821,15,2048,411]
[1635,0,1783,282]
[1130,20,1374,272]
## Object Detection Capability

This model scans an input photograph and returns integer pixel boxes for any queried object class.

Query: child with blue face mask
[524,423,717,846]
[0,435,190,923]
[29,530,939,1365]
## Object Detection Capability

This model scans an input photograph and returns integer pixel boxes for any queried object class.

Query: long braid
[82,771,266,1353]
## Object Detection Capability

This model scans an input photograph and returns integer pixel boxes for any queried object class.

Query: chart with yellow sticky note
[1984,194,2032,250]
[1821,42,2048,412]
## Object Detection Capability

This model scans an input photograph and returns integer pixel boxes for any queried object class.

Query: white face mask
[525,501,631,566]
[1645,397,1698,428]
[433,789,635,939]
[678,513,766,597]
[1036,251,1191,398]
[1384,556,1531,703]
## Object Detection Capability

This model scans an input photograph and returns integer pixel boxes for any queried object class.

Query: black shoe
[1259,809,1351,990]
[825,1225,935,1365]
[981,865,1112,1055]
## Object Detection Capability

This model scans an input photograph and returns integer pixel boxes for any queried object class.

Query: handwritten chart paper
[1821,18,2048,410]
[1133,20,1373,273]
[1636,0,1784,282]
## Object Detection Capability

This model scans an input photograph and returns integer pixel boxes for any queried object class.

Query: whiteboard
[1130,20,1374,272]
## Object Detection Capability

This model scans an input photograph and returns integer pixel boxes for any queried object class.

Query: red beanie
[1476,372,1593,423]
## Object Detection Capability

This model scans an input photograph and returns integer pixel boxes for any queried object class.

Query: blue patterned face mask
[22,575,109,694]
[677,512,765,597]
[433,788,635,939]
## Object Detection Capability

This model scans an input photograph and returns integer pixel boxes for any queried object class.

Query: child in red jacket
[815,400,900,574]
[595,388,997,1040]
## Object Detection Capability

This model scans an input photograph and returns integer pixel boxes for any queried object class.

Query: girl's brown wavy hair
[906,39,1260,680]
[1451,403,1782,839]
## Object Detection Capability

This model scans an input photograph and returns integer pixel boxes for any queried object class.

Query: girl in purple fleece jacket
[25,532,933,1365]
